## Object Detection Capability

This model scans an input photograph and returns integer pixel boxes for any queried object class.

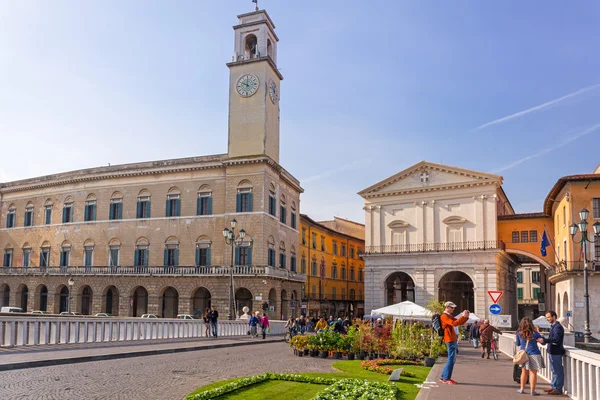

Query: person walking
[260,312,270,339]
[202,307,211,337]
[479,319,502,359]
[537,311,565,395]
[248,311,259,338]
[516,317,545,396]
[470,322,481,348]
[439,301,469,385]
[209,305,219,338]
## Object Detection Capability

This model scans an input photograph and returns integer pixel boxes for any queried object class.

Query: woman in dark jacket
[515,317,544,396]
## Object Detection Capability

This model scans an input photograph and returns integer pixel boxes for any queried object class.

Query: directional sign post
[488,291,503,304]
[489,304,502,315]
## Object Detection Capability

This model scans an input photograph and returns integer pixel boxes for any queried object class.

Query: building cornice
[226,56,284,80]
[361,180,497,199]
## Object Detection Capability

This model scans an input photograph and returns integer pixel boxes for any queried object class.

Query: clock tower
[227,9,283,164]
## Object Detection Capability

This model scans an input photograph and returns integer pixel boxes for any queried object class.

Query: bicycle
[490,334,499,360]
[284,330,292,343]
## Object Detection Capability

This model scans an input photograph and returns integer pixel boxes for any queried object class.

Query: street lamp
[67,277,75,313]
[569,208,600,343]
[223,219,252,320]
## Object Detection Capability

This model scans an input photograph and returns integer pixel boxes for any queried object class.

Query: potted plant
[307,335,319,357]
[347,326,359,360]
[425,327,437,367]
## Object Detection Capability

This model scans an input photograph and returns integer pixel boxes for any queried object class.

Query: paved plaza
[0,340,335,400]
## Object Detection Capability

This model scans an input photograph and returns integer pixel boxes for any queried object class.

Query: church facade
[0,9,305,320]
[359,161,519,322]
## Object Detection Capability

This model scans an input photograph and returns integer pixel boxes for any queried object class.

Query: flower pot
[358,352,365,360]
[297,351,303,357]
[319,351,328,358]
[425,357,436,367]
[303,349,309,356]
[347,352,355,361]
[311,350,319,357]
[334,352,343,359]
[293,349,297,355]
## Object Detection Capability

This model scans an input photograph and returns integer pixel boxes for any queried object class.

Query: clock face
[236,74,259,97]
[269,80,278,103]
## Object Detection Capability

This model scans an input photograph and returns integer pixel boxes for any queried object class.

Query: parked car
[59,311,82,316]
[95,313,112,317]
[177,314,196,320]
[30,310,51,315]
[1,307,24,313]
[573,331,600,343]
[141,314,158,319]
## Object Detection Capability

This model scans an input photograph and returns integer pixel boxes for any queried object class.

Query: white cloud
[300,158,372,184]
[493,123,600,173]
[473,83,600,131]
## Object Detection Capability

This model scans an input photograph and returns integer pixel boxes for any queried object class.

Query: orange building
[299,215,365,318]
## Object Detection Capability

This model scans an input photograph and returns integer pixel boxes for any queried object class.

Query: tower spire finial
[252,0,258,11]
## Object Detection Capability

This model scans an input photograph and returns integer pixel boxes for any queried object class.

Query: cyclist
[315,317,328,333]
[284,316,295,338]
[479,319,502,359]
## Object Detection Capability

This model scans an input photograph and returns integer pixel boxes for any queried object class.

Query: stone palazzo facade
[0,8,305,320]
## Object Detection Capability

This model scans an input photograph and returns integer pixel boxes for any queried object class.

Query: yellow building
[299,215,365,318]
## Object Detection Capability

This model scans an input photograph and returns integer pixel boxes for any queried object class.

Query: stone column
[147,295,160,316]
[179,296,191,316]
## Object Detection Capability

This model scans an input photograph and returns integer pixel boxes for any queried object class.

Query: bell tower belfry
[227,9,283,163]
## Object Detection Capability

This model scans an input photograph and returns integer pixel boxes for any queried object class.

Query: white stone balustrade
[499,332,600,400]
[0,317,286,348]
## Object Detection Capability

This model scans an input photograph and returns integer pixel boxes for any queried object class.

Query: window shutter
[196,198,201,216]
[247,193,253,212]
[283,255,287,269]
[206,248,211,266]
[235,247,240,265]
[136,202,141,218]
[91,205,96,221]
[117,203,123,219]
[39,253,44,267]
[247,248,252,265]
[291,257,296,271]
[109,204,114,220]
[147,201,151,218]
[207,197,212,215]
[143,250,149,266]
[195,248,200,266]
[134,250,140,266]
[165,199,171,217]
[62,207,67,223]
[174,248,179,266]
[163,249,168,266]
[60,252,65,266]
[175,199,180,216]
[236,193,241,212]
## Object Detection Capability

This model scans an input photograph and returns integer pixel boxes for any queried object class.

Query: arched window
[108,238,121,267]
[332,261,338,280]
[197,185,212,216]
[290,201,297,229]
[83,239,95,267]
[136,190,151,219]
[301,252,307,274]
[311,256,317,276]
[109,192,123,220]
[3,245,13,268]
[268,184,276,216]
[279,242,286,269]
[290,246,296,272]
[279,194,287,224]
[245,34,258,58]
[62,197,74,223]
[134,237,149,267]
[44,199,53,225]
[267,236,275,267]
[24,202,34,227]
[40,241,51,267]
[84,194,97,222]
[341,263,347,280]
[235,233,253,266]
[22,243,32,267]
[60,241,71,267]
[164,237,179,267]
[350,267,355,281]
[195,237,212,267]
[6,204,16,228]
[166,187,181,217]
[236,180,253,213]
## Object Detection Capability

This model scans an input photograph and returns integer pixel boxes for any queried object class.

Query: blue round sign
[489,304,502,315]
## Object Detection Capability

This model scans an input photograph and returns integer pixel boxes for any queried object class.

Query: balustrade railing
[0,317,286,348]
[549,261,600,276]
[499,332,600,400]
[365,240,500,254]
[0,265,305,281]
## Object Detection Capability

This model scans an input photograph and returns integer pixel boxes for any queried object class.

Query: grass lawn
[186,360,431,400]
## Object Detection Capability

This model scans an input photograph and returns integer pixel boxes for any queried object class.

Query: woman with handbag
[515,317,544,396]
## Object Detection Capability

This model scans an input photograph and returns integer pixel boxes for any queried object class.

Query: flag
[541,229,550,257]
[252,0,257,3]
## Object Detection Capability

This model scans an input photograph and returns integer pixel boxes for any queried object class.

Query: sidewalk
[0,335,283,371]
[416,342,553,400]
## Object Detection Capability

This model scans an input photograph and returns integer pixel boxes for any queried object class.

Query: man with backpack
[438,301,469,385]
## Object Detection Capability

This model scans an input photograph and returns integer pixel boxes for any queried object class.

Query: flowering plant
[313,378,398,400]
[360,360,417,377]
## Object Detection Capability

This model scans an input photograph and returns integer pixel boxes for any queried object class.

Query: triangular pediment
[358,161,501,197]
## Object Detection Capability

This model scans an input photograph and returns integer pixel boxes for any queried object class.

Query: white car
[95,313,112,317]
[59,311,82,316]
[177,314,196,320]
[30,310,51,315]
[1,306,24,313]
[141,314,158,319]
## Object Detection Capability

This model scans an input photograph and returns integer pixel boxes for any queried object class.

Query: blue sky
[1,1,599,223]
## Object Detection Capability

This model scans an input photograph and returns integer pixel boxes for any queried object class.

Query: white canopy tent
[371,301,433,320]
[463,312,481,324]
[533,315,551,329]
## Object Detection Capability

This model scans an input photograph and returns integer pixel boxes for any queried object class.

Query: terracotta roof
[300,214,365,242]
[498,212,549,220]
[544,174,600,215]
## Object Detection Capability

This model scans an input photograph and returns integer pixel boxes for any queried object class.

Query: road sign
[490,315,511,328]
[566,311,572,317]
[488,291,503,304]
[489,304,502,315]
